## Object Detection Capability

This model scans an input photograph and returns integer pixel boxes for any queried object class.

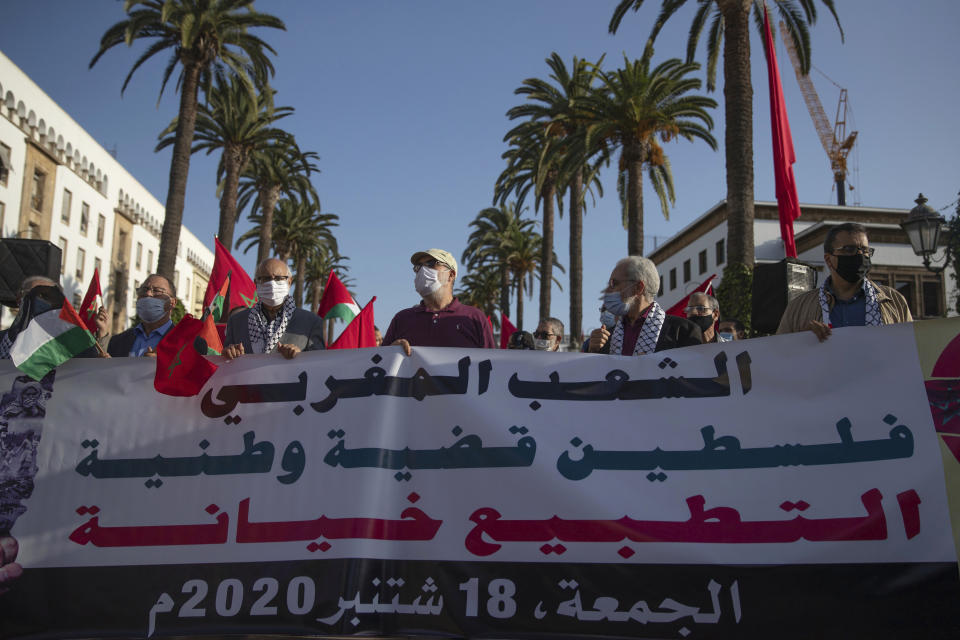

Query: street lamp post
[899,193,958,273]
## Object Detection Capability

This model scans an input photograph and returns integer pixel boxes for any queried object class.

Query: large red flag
[666,274,716,317]
[78,268,103,333]
[764,8,801,258]
[203,238,258,314]
[500,313,517,350]
[154,315,218,397]
[329,297,377,350]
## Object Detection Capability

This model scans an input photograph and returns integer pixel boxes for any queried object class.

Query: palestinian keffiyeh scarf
[609,301,666,356]
[247,295,295,354]
[819,278,882,327]
[0,333,11,360]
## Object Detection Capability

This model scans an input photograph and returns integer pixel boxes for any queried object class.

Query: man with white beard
[384,248,494,355]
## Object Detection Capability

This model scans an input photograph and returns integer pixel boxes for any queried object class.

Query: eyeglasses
[413,259,448,272]
[254,274,290,284]
[137,286,170,297]
[533,331,556,340]
[831,245,875,257]
[606,278,636,290]
[684,305,714,315]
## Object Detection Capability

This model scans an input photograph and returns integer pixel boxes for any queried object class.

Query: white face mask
[136,297,168,324]
[415,266,445,298]
[257,279,289,307]
[533,338,552,351]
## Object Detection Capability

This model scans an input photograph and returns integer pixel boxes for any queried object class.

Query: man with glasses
[383,248,494,354]
[684,293,727,343]
[107,274,177,357]
[533,317,564,351]
[224,258,325,359]
[777,223,912,339]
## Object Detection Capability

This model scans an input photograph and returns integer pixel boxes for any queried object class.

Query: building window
[117,230,127,263]
[683,259,691,283]
[922,280,943,317]
[0,142,10,187]
[80,202,90,236]
[669,268,677,291]
[97,214,106,246]
[716,239,725,266]
[147,250,154,273]
[58,237,68,274]
[76,247,85,280]
[61,189,72,224]
[31,170,46,210]
[136,242,143,269]
[657,274,663,297]
[698,250,707,275]
[94,257,102,276]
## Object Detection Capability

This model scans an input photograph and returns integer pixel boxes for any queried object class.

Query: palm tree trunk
[257,185,281,264]
[218,145,244,250]
[516,274,524,332]
[721,0,755,267]
[538,178,556,321]
[625,146,644,256]
[499,265,510,319]
[568,170,583,349]
[326,318,335,345]
[294,255,306,307]
[311,282,322,314]
[157,62,202,281]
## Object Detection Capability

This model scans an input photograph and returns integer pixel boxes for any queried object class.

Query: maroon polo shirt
[382,298,495,349]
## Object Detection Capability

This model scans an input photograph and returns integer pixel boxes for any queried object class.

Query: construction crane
[779,21,858,206]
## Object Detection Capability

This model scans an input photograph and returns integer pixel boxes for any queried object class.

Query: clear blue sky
[2,0,958,335]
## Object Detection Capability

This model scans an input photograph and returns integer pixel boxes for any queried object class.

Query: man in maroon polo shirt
[383,248,495,354]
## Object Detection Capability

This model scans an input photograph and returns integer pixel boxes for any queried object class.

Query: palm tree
[304,248,350,314]
[156,74,294,249]
[505,226,564,331]
[90,0,285,280]
[609,0,842,279]
[455,266,502,328]
[462,203,536,319]
[581,56,717,256]
[236,138,320,264]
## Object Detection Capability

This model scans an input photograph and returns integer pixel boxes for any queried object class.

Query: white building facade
[0,50,212,331]
[650,200,956,321]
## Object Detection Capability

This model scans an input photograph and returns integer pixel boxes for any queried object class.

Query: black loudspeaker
[0,239,63,307]
[752,258,818,334]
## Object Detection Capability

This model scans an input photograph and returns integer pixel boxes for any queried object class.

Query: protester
[507,330,536,350]
[777,223,912,340]
[685,293,726,343]
[718,318,745,341]
[106,274,177,357]
[224,258,325,359]
[533,317,564,351]
[587,256,702,354]
[374,325,383,347]
[383,248,495,354]
[0,534,20,594]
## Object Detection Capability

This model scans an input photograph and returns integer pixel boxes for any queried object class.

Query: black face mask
[834,254,871,284]
[690,315,715,334]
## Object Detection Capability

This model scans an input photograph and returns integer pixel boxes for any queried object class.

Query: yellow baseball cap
[410,248,457,273]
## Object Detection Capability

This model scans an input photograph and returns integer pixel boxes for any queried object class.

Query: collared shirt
[825,278,867,328]
[382,298,495,348]
[618,305,651,355]
[129,320,173,356]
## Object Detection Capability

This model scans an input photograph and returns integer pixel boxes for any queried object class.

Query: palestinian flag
[205,272,231,322]
[155,315,219,397]
[78,269,103,333]
[203,237,257,313]
[317,270,359,322]
[329,297,376,350]
[10,292,96,381]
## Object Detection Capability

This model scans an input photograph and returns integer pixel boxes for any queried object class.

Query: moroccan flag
[666,274,716,317]
[329,297,376,350]
[500,313,517,350]
[78,268,103,333]
[155,315,218,397]
[764,8,801,258]
[317,270,359,322]
[205,272,231,322]
[203,237,257,314]
[10,289,96,381]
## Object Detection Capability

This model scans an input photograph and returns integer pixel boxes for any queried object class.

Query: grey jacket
[225,306,326,353]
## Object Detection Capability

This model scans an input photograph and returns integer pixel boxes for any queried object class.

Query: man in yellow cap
[383,248,495,354]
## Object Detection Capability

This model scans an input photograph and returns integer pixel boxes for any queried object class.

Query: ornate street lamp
[900,193,956,273]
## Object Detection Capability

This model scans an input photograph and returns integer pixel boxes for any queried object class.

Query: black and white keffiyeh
[247,296,295,354]
[609,301,666,356]
[818,278,881,327]
[0,332,11,359]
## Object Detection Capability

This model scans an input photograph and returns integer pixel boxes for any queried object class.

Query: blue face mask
[599,308,617,329]
[602,290,628,317]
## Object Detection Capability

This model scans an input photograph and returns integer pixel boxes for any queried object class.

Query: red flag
[78,268,103,333]
[329,297,377,350]
[666,274,716,317]
[154,315,218,397]
[203,238,258,314]
[500,313,517,350]
[764,8,801,258]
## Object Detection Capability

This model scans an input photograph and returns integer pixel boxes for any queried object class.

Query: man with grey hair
[533,317,564,351]
[684,292,727,343]
[588,256,702,355]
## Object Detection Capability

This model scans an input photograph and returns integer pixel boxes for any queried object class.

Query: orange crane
[779,21,858,206]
